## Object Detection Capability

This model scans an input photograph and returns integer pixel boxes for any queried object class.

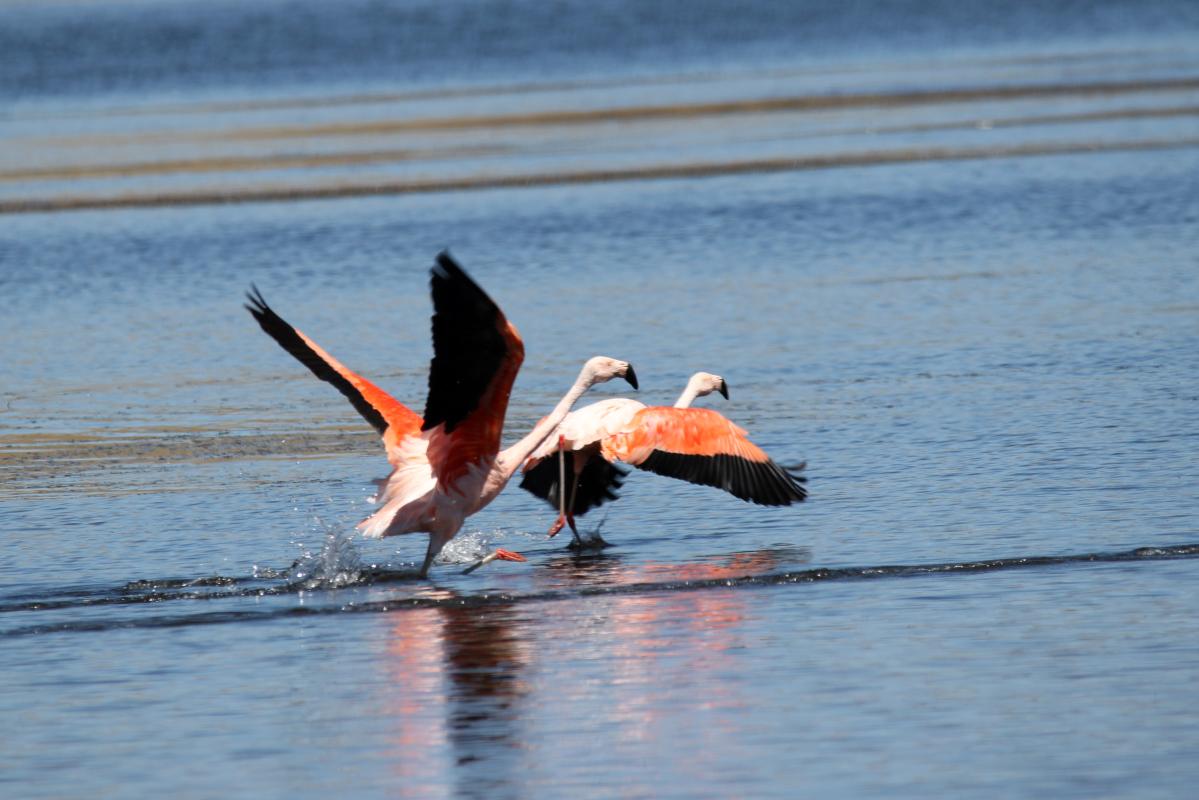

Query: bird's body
[539,397,646,461]
[520,372,805,541]
[247,252,636,576]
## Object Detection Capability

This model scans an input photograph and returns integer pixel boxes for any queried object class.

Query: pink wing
[601,407,806,506]
[246,288,423,465]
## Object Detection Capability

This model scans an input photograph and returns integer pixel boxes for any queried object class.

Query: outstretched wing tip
[244,284,271,317]
[242,286,413,438]
[422,251,521,436]
[431,250,466,283]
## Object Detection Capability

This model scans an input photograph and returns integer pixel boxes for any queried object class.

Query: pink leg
[548,435,569,537]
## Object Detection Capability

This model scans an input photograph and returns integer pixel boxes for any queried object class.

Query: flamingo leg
[418,534,443,578]
[463,548,527,574]
[564,452,614,550]
[564,459,581,545]
[418,551,436,578]
[548,435,570,538]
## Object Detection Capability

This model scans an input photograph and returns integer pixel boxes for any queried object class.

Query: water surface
[2,1,1199,797]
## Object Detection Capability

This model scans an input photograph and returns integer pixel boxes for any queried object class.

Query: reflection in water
[441,603,530,790]
[386,600,530,798]
[541,544,810,588]
[380,548,803,795]
[384,607,450,797]
[541,551,789,791]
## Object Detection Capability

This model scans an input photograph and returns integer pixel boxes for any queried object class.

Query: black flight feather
[519,453,629,515]
[422,251,514,434]
[245,286,388,435]
[636,451,807,506]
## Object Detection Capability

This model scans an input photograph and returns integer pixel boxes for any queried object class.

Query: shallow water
[3,1,1199,797]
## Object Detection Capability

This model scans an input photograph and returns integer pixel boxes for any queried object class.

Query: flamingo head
[584,357,638,390]
[690,371,729,400]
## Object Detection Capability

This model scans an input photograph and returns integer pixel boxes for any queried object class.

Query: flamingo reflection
[541,544,807,588]
[384,597,530,796]
[538,546,808,750]
[381,547,806,794]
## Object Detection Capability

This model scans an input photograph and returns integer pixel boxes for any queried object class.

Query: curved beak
[623,363,639,391]
[718,378,729,399]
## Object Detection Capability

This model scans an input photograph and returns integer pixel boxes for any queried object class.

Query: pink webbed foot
[547,513,578,539]
[462,548,528,574]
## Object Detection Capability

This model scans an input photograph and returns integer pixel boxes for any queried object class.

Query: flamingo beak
[718,378,729,399]
[623,363,639,390]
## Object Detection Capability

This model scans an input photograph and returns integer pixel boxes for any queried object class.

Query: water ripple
[3,542,1195,638]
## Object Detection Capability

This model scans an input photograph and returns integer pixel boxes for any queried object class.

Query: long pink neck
[674,376,703,408]
[495,370,592,483]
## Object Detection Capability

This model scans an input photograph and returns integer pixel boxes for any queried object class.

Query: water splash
[285,517,365,590]
[438,528,527,566]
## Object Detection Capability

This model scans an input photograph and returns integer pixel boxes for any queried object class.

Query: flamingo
[245,251,637,577]
[519,371,806,544]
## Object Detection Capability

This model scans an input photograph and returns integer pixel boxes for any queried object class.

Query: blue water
[3,1,1199,797]
[4,0,1196,105]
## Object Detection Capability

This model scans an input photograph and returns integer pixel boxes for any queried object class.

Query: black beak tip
[624,364,639,391]
[719,379,729,399]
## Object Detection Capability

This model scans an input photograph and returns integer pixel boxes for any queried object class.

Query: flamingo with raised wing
[246,251,637,576]
[520,372,805,544]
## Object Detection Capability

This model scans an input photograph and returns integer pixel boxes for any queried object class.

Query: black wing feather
[245,286,388,435]
[636,451,807,506]
[519,453,629,516]
[422,251,512,433]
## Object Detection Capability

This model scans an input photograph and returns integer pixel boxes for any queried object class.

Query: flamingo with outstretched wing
[247,251,637,576]
[520,372,805,543]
